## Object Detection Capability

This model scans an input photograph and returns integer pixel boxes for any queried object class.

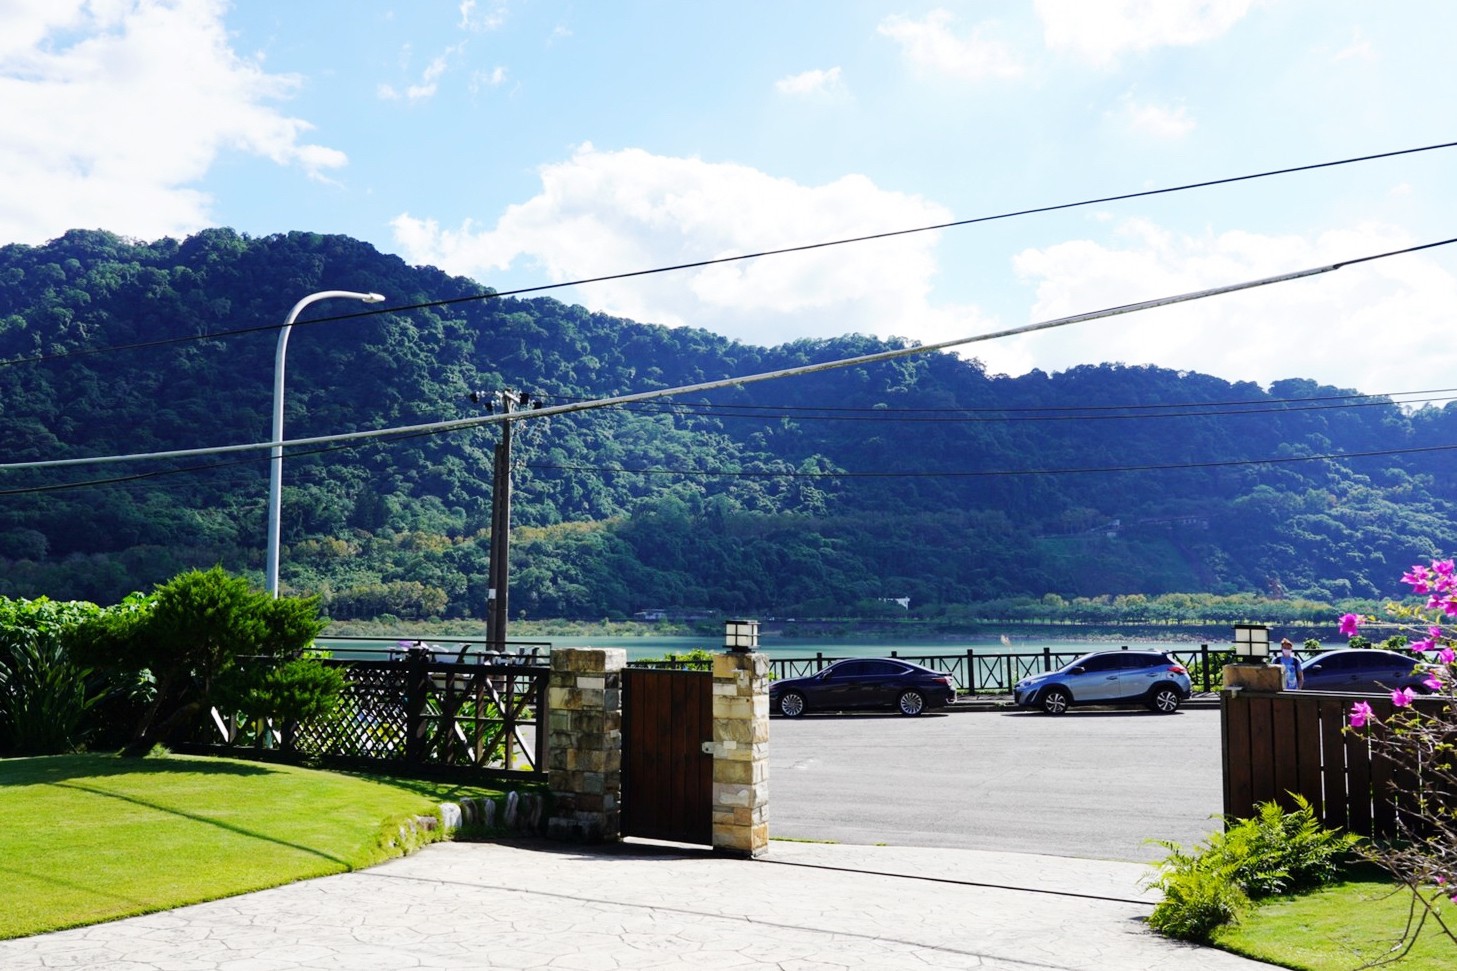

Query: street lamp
[266,289,386,597]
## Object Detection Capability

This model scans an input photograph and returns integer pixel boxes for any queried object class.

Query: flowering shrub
[1340,560,1457,951]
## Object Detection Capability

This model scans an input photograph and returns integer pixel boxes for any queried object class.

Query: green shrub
[217,656,346,724]
[0,632,99,754]
[1147,865,1250,943]
[1146,794,1362,942]
[1216,795,1361,897]
[0,597,108,755]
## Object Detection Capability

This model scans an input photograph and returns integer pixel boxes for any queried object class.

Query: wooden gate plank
[1223,693,1253,819]
[621,669,713,845]
[1318,697,1348,831]
[1248,696,1276,807]
[1345,705,1374,837]
[1293,694,1323,812]
[1271,694,1300,810]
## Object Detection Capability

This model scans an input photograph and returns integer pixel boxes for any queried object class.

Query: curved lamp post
[266,289,386,596]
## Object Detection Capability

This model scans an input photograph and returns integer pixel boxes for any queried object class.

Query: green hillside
[0,228,1452,619]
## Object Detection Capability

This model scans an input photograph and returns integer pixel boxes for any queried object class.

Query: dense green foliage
[1147,795,1363,943]
[0,597,108,754]
[71,567,328,751]
[2,228,1455,619]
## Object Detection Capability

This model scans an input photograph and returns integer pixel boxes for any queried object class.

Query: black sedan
[769,658,956,717]
[1300,648,1439,694]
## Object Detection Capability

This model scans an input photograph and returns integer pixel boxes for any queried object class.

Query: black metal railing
[760,645,1234,695]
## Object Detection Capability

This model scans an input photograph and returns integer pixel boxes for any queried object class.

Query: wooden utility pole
[483,389,535,649]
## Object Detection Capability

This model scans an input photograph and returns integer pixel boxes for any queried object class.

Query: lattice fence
[211,651,548,779]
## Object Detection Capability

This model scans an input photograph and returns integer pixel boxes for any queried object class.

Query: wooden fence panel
[1223,690,1449,839]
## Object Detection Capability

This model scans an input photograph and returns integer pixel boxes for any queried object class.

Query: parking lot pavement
[770,705,1227,862]
[0,840,1278,970]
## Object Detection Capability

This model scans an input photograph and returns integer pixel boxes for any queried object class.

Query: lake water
[316,631,1317,663]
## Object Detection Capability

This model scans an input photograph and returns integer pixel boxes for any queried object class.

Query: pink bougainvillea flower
[1424,675,1444,692]
[1410,638,1435,653]
[1435,559,1455,576]
[1440,647,1456,664]
[1392,687,1415,707]
[1349,700,1374,728]
[1402,565,1431,593]
[1339,613,1361,637]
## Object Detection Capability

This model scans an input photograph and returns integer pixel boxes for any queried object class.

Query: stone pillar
[546,647,625,842]
[711,650,770,858]
[1222,662,1283,691]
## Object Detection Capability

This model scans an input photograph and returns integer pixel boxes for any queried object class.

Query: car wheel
[896,690,926,716]
[778,691,807,718]
[1147,686,1182,714]
[1040,687,1070,715]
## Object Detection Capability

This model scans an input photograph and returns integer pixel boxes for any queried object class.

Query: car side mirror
[1070,666,1085,674]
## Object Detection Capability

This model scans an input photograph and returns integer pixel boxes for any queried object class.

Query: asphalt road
[768,705,1225,864]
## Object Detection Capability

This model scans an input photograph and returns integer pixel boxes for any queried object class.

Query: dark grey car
[1299,648,1436,694]
[769,658,956,717]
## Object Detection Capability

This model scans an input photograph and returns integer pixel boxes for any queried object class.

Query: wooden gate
[621,668,713,845]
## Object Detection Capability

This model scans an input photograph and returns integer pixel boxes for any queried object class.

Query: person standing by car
[1277,638,1303,690]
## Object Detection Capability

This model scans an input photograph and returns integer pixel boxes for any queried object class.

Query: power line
[4,139,1455,371]
[552,385,1457,415]
[571,391,1457,424]
[528,440,1457,480]
[0,235,1451,476]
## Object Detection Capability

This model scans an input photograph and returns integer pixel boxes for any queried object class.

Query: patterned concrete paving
[0,840,1277,970]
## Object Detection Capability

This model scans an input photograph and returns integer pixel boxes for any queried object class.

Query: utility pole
[477,389,540,649]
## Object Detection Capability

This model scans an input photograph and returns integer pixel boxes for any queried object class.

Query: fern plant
[1145,794,1362,943]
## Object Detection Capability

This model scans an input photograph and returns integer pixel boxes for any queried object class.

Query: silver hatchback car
[1013,650,1193,714]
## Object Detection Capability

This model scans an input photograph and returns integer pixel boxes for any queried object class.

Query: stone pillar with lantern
[1223,623,1284,691]
[711,619,770,858]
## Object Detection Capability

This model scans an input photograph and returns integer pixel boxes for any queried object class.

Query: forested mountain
[0,228,1453,620]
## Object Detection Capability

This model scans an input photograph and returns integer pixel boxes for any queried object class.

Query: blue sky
[4,0,1455,394]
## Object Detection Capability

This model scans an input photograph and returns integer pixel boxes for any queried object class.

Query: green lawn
[1215,869,1456,970]
[0,752,505,940]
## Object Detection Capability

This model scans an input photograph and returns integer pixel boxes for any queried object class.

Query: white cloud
[380,44,461,103]
[469,65,508,93]
[980,218,1457,393]
[775,67,843,96]
[1333,28,1375,63]
[1035,0,1259,67]
[0,0,345,244]
[391,144,994,349]
[877,9,1024,81]
[1118,97,1196,138]
[458,0,507,32]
